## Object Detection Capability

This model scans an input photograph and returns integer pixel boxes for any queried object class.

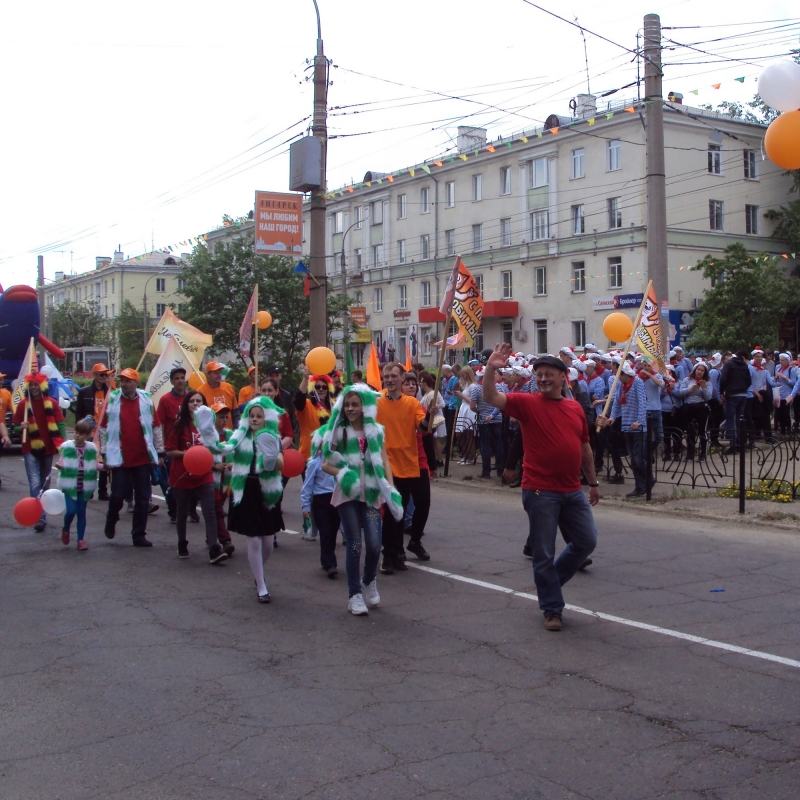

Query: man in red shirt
[100,368,164,547]
[156,366,187,523]
[483,343,599,632]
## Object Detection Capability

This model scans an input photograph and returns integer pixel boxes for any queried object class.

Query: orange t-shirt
[238,385,256,407]
[198,380,236,411]
[0,388,12,418]
[377,394,425,478]
[296,399,322,460]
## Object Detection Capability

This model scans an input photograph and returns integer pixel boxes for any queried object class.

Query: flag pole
[253,283,259,390]
[596,280,653,432]
[136,308,169,372]
[431,307,454,473]
[21,337,35,444]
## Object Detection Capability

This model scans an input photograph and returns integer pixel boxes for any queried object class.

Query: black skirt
[227,475,280,538]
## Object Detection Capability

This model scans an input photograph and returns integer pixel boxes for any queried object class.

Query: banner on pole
[144,308,212,368]
[145,336,201,408]
[239,287,258,360]
[634,284,667,370]
[439,257,484,347]
[11,338,37,409]
[254,191,303,255]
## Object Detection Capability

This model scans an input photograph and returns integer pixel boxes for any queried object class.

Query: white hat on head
[567,367,578,382]
[583,342,598,352]
[710,352,722,366]
[751,347,764,356]
[668,350,677,359]
[512,365,532,379]
[620,362,635,377]
[780,352,792,361]
[612,355,623,365]
[665,364,676,372]
[559,346,575,357]
[584,359,596,368]
[674,345,683,353]
[572,359,587,372]
[442,364,452,370]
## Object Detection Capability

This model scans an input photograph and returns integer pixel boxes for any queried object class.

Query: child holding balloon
[55,418,98,551]
[164,390,228,565]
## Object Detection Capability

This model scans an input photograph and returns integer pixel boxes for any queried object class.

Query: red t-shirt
[157,391,186,440]
[165,422,213,489]
[102,393,162,468]
[504,393,589,493]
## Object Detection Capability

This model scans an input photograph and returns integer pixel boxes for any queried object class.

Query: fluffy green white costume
[315,383,404,520]
[194,398,283,508]
[57,440,98,501]
[102,389,159,468]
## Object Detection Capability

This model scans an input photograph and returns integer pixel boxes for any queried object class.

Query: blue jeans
[337,500,382,598]
[64,495,88,540]
[479,422,503,477]
[521,489,597,616]
[725,395,747,447]
[623,430,650,491]
[647,410,663,444]
[23,453,53,523]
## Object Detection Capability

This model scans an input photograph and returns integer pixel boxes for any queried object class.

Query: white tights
[246,535,274,595]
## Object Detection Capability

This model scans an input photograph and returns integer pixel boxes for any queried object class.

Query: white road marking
[407,563,800,671]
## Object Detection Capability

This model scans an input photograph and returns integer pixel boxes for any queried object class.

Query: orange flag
[404,343,413,371]
[366,343,382,392]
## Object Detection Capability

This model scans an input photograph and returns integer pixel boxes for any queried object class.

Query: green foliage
[181,236,352,392]
[49,300,101,347]
[116,300,146,368]
[687,243,800,352]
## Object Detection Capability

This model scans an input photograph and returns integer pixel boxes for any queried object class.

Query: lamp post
[142,271,165,350]
[339,212,368,365]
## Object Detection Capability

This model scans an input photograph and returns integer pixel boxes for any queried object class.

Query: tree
[181,235,351,390]
[49,300,101,347]
[764,170,800,258]
[116,300,145,368]
[687,243,800,352]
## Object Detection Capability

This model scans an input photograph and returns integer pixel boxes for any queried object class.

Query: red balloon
[14,497,44,527]
[183,445,213,476]
[281,448,305,478]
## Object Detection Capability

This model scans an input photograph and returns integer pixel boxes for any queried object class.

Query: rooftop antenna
[575,16,591,95]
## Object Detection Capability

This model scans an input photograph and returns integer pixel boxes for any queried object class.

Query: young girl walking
[196,396,284,603]
[56,418,98,551]
[318,384,403,616]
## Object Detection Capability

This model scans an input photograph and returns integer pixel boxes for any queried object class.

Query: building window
[420,234,430,260]
[572,261,586,293]
[177,278,185,291]
[572,320,586,348]
[708,143,722,175]
[472,224,483,252]
[500,166,511,195]
[333,210,344,233]
[445,181,455,207]
[398,239,406,264]
[535,266,547,296]
[607,197,622,230]
[156,303,167,317]
[528,157,548,188]
[745,205,759,235]
[474,273,483,294]
[445,229,455,256]
[571,148,585,179]
[531,210,549,241]
[111,303,115,317]
[608,256,622,290]
[502,270,513,299]
[501,321,513,345]
[111,278,115,293]
[354,290,363,304]
[156,278,166,293]
[397,194,407,219]
[355,205,364,228]
[370,201,383,225]
[607,139,621,171]
[472,174,482,202]
[535,319,548,355]
[744,150,758,180]
[420,187,430,213]
[354,248,362,270]
[104,280,108,297]
[500,218,511,247]
[104,305,108,318]
[572,204,585,235]
[372,244,383,266]
[421,281,431,307]
[709,200,724,232]
[374,287,383,312]
[399,284,407,310]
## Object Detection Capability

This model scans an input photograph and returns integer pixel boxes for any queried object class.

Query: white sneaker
[302,533,317,541]
[361,580,380,608]
[348,593,369,615]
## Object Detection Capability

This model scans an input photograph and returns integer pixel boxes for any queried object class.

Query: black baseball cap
[169,367,187,378]
[533,355,567,373]
[265,364,281,374]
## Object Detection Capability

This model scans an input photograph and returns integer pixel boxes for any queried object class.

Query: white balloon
[758,61,800,112]
[59,398,71,409]
[41,488,66,515]
[40,365,54,377]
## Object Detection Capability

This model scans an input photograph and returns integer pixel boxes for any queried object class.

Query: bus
[56,347,111,378]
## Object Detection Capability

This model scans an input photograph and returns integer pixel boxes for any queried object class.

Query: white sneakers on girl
[348,593,369,615]
[361,580,380,608]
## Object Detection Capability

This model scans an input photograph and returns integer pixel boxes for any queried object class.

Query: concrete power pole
[643,14,669,323]
[37,255,47,366]
[308,1,328,349]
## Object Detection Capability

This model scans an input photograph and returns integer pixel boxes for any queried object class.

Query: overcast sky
[0,0,796,289]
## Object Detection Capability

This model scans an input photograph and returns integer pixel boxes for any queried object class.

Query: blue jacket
[674,376,712,404]
[774,366,796,400]
[300,453,336,513]
[610,376,648,432]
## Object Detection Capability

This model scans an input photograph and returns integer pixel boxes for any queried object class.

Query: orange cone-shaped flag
[366,343,382,392]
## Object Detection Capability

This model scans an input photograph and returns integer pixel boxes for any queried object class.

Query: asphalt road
[1,452,799,800]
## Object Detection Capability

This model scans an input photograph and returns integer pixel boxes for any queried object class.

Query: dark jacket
[719,357,751,397]
[75,381,109,421]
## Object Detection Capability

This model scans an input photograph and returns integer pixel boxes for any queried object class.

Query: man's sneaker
[380,558,394,575]
[126,503,134,513]
[579,558,593,570]
[169,516,177,525]
[406,540,430,561]
[177,542,190,559]
[393,559,408,571]
[626,488,646,499]
[326,566,339,579]
[148,504,159,515]
[104,524,116,540]
[348,593,369,616]
[208,544,228,564]
[222,542,235,557]
[132,538,153,547]
[606,474,625,484]
[189,512,200,523]
[362,580,380,608]
[77,540,88,552]
[523,543,532,558]
[61,529,70,546]
[544,613,562,632]
[34,521,46,533]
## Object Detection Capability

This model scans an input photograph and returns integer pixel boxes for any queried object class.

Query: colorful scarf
[58,440,98,500]
[24,394,62,452]
[104,389,158,468]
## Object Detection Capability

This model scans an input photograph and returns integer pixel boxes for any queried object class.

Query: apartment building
[321,94,794,362]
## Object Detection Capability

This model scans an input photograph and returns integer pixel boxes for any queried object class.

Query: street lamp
[142,271,166,349]
[340,212,368,366]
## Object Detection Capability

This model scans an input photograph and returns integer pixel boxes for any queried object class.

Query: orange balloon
[765,111,800,170]
[602,312,634,343]
[257,310,272,329]
[188,372,206,390]
[305,346,336,375]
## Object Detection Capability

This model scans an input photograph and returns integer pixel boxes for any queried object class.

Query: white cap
[612,355,623,365]
[567,367,578,382]
[710,352,722,366]
[674,345,684,353]
[780,352,792,361]
[621,362,635,377]
[665,364,676,372]
[584,359,596,368]
[559,346,575,357]
[512,365,532,378]
[583,342,598,352]
[572,359,587,372]
[442,364,452,370]
[668,350,677,359]
[751,348,764,356]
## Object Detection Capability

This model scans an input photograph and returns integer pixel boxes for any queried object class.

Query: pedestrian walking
[209,402,235,557]
[300,445,339,578]
[55,418,97,551]
[73,363,112,500]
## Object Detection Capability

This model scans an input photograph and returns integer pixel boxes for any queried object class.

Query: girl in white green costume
[195,396,284,603]
[318,384,403,616]
[56,418,98,551]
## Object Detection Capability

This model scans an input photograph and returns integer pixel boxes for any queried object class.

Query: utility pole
[643,13,669,333]
[308,0,328,348]
[37,255,46,367]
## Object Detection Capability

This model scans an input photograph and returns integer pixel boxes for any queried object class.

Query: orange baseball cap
[210,401,231,413]
[92,363,111,374]
[119,368,140,381]
[247,365,256,375]
[205,361,224,373]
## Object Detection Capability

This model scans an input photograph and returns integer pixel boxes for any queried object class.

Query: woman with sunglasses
[295,366,333,461]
